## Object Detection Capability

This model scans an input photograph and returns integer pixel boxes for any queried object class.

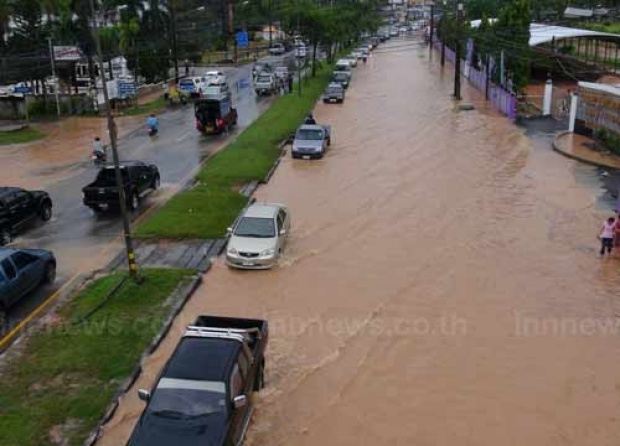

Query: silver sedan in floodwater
[226,202,290,269]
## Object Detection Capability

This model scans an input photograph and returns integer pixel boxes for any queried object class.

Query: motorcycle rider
[92,136,105,158]
[146,113,159,135]
[304,113,316,125]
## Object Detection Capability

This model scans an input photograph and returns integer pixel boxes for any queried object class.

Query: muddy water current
[100,38,620,445]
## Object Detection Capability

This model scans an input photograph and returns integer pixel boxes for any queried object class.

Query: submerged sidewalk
[553,131,620,170]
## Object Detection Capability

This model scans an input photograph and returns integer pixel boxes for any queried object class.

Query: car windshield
[234,217,276,238]
[296,128,323,140]
[257,76,271,83]
[148,378,227,419]
[179,80,194,86]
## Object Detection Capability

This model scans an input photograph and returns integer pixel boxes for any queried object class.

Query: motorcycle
[147,125,159,137]
[92,150,107,166]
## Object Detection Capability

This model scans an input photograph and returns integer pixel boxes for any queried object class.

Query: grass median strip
[0,126,44,145]
[121,96,166,116]
[0,268,194,446]
[135,66,333,239]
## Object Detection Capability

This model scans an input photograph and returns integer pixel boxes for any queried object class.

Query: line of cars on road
[0,187,57,316]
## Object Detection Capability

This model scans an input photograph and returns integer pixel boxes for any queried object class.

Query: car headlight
[261,248,275,257]
[227,247,238,255]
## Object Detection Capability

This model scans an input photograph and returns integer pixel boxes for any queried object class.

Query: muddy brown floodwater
[100,39,620,445]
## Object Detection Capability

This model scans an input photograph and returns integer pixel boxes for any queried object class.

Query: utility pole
[89,0,140,281]
[269,0,273,49]
[453,2,463,100]
[297,2,301,97]
[170,1,179,83]
[440,0,446,66]
[485,53,490,100]
[429,1,434,48]
[47,37,61,117]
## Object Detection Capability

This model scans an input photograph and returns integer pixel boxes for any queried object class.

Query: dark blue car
[0,248,56,310]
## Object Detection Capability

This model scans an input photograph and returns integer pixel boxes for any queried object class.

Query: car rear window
[179,79,194,86]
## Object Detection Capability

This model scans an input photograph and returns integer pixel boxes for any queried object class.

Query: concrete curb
[0,271,94,355]
[262,139,289,184]
[552,130,619,169]
[85,274,203,446]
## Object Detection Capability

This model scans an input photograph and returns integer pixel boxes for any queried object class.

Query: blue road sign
[236,31,249,48]
[118,81,137,98]
[13,86,32,94]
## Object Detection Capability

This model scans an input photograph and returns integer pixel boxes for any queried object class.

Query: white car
[344,56,357,67]
[336,58,354,69]
[205,70,227,85]
[226,202,291,269]
[295,44,307,58]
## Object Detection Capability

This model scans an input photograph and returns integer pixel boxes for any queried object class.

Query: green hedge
[135,64,333,239]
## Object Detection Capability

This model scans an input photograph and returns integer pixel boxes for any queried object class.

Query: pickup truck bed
[128,315,269,446]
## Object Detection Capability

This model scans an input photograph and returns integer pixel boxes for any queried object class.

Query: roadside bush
[594,128,620,156]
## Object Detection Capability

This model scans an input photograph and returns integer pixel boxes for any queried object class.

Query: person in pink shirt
[599,216,616,258]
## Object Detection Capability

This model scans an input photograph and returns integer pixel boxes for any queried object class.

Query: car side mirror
[279,229,287,236]
[138,389,150,402]
[233,395,248,410]
[227,227,233,235]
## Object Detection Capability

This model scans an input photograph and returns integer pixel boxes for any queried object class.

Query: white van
[295,44,307,58]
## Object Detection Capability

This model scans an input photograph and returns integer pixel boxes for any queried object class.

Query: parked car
[252,62,273,79]
[128,315,269,446]
[268,43,286,55]
[205,70,227,85]
[291,124,331,159]
[323,83,345,103]
[0,187,53,245]
[226,202,290,269]
[274,66,290,80]
[254,73,277,96]
[195,97,237,135]
[344,55,358,67]
[0,247,55,311]
[294,43,307,58]
[335,59,354,72]
[82,161,160,213]
[178,77,204,98]
[331,71,351,89]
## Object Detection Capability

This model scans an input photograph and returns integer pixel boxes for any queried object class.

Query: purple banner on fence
[433,40,516,120]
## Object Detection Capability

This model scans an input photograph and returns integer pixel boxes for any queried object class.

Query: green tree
[494,0,531,92]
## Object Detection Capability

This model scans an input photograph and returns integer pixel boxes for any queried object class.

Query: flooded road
[0,63,275,343]
[100,38,620,445]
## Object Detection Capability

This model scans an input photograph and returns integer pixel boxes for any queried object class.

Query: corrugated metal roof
[470,21,620,47]
[578,81,620,97]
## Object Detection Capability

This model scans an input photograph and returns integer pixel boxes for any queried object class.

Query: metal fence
[433,40,516,120]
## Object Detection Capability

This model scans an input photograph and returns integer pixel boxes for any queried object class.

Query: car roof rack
[185,325,261,341]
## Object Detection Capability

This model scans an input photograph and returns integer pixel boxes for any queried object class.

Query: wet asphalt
[0,54,295,341]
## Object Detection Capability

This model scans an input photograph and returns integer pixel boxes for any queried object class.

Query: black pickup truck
[0,187,53,245]
[82,161,160,212]
[128,315,269,446]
